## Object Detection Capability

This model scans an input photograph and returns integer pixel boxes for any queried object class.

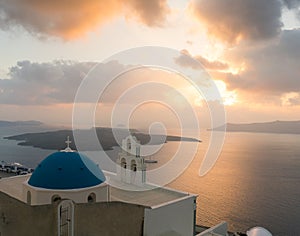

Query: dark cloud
[0,0,170,39]
[283,0,300,9]
[0,60,197,107]
[175,49,229,71]
[190,0,284,44]
[0,60,95,105]
[223,29,300,94]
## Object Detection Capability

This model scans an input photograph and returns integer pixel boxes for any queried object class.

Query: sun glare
[226,61,246,75]
[214,80,237,106]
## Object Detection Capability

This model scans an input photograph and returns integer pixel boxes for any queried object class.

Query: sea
[0,126,299,236]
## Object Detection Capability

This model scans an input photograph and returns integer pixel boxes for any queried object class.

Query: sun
[214,80,237,106]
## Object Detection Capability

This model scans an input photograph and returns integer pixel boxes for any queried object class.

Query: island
[4,127,201,151]
[0,120,43,127]
[210,120,300,134]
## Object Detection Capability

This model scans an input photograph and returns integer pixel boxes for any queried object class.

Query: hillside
[211,120,300,134]
[0,120,43,127]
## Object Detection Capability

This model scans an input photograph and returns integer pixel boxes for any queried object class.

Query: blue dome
[28,151,106,189]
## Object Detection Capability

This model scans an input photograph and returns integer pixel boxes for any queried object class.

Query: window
[87,193,96,203]
[52,195,61,203]
[127,139,131,150]
[27,191,31,205]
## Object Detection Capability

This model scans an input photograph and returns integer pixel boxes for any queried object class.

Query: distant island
[210,120,300,134]
[4,127,200,151]
[0,120,43,127]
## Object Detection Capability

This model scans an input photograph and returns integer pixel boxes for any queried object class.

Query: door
[58,200,74,236]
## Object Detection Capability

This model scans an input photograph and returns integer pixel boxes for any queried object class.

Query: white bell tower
[116,135,146,185]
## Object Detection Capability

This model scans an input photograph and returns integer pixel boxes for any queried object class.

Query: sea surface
[0,126,299,235]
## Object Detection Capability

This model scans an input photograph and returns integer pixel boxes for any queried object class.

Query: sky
[0,0,300,128]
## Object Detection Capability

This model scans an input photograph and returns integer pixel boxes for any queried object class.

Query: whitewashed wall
[144,196,196,236]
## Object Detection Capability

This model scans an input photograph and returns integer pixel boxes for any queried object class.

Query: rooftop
[0,173,196,209]
[0,175,28,202]
[28,151,106,190]
[106,172,196,208]
[110,185,192,208]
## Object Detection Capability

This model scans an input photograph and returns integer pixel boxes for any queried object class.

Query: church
[0,135,229,236]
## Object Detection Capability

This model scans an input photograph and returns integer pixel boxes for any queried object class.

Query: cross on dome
[61,136,74,152]
[66,136,71,148]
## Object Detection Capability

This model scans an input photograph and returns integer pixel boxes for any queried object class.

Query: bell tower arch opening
[131,160,137,172]
[121,158,127,169]
[117,135,146,185]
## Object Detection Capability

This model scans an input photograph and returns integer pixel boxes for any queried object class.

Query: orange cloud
[175,49,229,71]
[0,0,170,39]
[125,0,170,27]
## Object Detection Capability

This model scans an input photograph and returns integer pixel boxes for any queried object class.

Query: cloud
[175,49,229,71]
[125,0,170,27]
[221,29,300,96]
[281,92,300,106]
[0,0,170,39]
[283,0,300,20]
[0,59,200,107]
[0,60,96,105]
[189,0,284,44]
[0,59,224,131]
[283,0,300,9]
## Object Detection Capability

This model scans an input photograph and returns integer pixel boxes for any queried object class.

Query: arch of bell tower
[116,135,146,185]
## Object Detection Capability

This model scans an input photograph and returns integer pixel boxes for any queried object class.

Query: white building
[0,136,230,236]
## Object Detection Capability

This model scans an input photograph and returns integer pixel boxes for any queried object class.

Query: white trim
[25,180,107,192]
[150,194,196,209]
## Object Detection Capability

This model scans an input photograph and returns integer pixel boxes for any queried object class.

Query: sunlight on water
[168,131,300,235]
[1,127,300,235]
